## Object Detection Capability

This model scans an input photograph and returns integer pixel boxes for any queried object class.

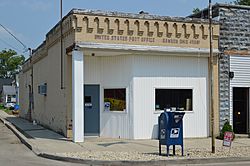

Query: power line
[0,37,23,52]
[0,23,27,51]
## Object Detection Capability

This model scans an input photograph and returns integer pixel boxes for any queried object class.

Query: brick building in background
[190,3,250,135]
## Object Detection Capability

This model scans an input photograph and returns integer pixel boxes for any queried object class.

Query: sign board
[170,128,180,138]
[84,103,92,107]
[223,132,233,147]
[79,15,219,50]
[160,128,166,139]
[104,102,110,111]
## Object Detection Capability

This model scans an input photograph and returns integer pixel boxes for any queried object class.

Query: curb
[0,117,31,150]
[1,115,250,165]
[0,116,40,155]
[39,153,250,166]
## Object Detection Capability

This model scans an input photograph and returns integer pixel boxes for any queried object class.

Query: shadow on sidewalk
[97,141,128,147]
[6,116,67,141]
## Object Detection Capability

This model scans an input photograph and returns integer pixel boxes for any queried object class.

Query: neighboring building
[189,3,250,135]
[1,85,16,108]
[19,9,219,141]
[14,74,20,105]
[0,78,13,102]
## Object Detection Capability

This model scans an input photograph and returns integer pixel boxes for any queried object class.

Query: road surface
[0,121,84,166]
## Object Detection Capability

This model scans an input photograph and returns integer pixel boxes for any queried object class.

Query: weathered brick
[218,7,250,129]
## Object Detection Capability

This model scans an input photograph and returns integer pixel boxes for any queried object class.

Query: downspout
[28,48,33,122]
[60,0,64,89]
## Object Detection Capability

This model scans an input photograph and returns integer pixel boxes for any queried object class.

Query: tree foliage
[0,49,25,79]
[192,8,201,14]
[234,0,250,5]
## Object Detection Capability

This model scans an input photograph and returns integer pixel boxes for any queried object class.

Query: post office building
[19,9,220,142]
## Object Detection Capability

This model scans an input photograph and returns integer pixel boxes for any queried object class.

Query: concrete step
[235,134,249,138]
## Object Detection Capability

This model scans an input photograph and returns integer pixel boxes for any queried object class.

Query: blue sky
[0,0,231,58]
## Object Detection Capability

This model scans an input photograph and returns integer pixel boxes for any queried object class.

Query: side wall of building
[19,17,75,136]
[19,69,32,119]
[219,7,250,128]
[31,41,67,135]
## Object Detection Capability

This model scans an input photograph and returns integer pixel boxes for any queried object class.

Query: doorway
[233,87,249,134]
[84,85,100,136]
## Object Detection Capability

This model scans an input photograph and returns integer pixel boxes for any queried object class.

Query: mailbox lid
[166,111,185,126]
[173,112,185,124]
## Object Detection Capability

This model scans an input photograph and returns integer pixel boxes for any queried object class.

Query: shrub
[217,120,235,140]
[0,104,4,109]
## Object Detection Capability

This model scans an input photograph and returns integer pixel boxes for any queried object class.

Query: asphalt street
[182,161,250,166]
[0,122,84,166]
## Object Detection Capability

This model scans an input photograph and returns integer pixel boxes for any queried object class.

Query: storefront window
[155,89,193,111]
[104,88,126,111]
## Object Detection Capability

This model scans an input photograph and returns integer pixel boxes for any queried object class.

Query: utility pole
[209,0,215,154]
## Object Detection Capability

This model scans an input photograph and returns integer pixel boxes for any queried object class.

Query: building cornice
[76,42,219,57]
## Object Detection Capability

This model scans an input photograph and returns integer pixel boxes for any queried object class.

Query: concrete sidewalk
[1,110,250,165]
[0,111,83,154]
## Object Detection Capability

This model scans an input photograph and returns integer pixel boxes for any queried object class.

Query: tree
[0,49,25,79]
[193,8,201,14]
[234,0,250,5]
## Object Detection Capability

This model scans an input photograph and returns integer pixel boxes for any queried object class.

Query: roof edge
[188,3,250,18]
[70,8,211,23]
[33,8,219,59]
[46,8,218,39]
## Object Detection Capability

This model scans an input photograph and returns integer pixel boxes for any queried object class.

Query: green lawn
[0,104,13,115]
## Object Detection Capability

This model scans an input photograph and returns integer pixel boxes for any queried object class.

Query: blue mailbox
[158,111,185,156]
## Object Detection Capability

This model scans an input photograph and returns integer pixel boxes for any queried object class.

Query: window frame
[154,87,194,113]
[38,83,47,96]
[103,87,128,113]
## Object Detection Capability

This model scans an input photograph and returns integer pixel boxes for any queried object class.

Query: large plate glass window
[104,88,126,111]
[155,89,193,111]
